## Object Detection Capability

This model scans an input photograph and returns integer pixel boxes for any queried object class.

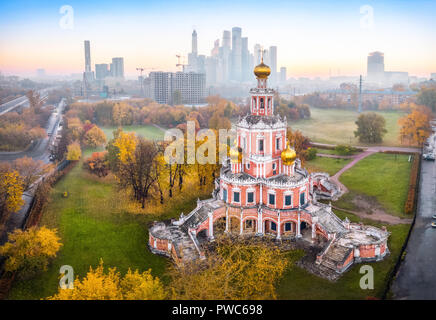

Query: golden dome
[281,141,297,166]
[254,61,271,79]
[230,140,243,163]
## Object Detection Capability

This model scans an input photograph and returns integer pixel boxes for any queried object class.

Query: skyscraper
[84,40,94,81]
[280,67,287,83]
[367,51,385,83]
[84,40,91,73]
[269,46,277,84]
[241,37,249,81]
[231,27,242,81]
[95,64,109,80]
[192,29,198,55]
[221,30,231,82]
[253,44,261,65]
[110,57,124,79]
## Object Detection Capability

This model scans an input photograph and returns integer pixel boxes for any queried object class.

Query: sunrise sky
[1,0,435,78]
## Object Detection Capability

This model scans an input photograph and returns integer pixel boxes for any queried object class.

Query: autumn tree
[286,128,311,164]
[0,168,24,223]
[112,102,134,126]
[12,156,51,190]
[84,125,107,148]
[169,238,288,300]
[66,141,81,161]
[0,226,62,279]
[398,106,431,146]
[48,260,165,300]
[417,87,436,112]
[84,151,109,177]
[354,112,387,143]
[113,133,160,208]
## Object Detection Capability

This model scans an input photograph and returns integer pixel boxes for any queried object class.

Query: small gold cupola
[230,140,243,163]
[281,140,297,166]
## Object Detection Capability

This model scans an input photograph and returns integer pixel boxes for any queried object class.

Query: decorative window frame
[246,188,256,205]
[283,191,293,208]
[268,189,276,208]
[233,187,241,204]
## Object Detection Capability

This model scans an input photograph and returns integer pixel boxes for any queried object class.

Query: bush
[306,147,317,160]
[335,145,357,156]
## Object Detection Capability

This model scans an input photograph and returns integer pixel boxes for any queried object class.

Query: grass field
[7,148,411,299]
[277,210,410,299]
[305,156,352,176]
[289,108,405,146]
[336,153,412,218]
[8,153,211,300]
[102,125,165,140]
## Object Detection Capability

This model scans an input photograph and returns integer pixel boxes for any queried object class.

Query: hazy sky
[1,0,435,78]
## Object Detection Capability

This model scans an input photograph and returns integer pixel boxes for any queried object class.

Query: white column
[208,212,214,240]
[257,208,263,234]
[239,209,243,235]
[297,209,302,238]
[276,212,281,240]
[225,207,229,233]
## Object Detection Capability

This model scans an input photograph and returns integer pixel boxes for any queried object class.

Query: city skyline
[1,0,435,78]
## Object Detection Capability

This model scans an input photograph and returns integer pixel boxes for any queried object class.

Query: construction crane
[176,54,186,71]
[136,67,145,95]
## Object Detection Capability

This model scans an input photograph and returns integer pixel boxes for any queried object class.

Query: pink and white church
[149,59,389,277]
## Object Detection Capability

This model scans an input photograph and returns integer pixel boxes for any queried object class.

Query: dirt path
[330,150,376,194]
[316,153,354,159]
[332,205,412,225]
[324,146,416,225]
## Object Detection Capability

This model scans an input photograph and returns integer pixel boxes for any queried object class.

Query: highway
[0,87,53,116]
[0,98,65,163]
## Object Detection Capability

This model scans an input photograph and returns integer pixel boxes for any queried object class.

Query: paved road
[0,99,65,163]
[0,87,53,116]
[391,158,436,299]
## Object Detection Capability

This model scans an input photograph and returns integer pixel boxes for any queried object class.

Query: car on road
[431,222,436,228]
[423,153,435,161]
[432,215,436,219]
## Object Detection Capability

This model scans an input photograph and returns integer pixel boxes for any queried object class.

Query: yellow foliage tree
[66,141,81,161]
[169,238,288,300]
[0,169,24,221]
[112,102,133,126]
[48,260,165,300]
[84,125,107,148]
[398,107,431,146]
[113,131,137,164]
[0,226,62,278]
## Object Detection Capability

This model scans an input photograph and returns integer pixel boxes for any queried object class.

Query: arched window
[252,98,257,110]
[260,98,264,110]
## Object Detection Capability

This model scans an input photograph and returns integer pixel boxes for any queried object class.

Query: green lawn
[305,156,351,176]
[102,125,165,140]
[278,209,410,300]
[290,108,404,147]
[7,156,201,300]
[337,153,412,218]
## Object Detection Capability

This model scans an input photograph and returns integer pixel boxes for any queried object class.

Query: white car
[423,153,435,161]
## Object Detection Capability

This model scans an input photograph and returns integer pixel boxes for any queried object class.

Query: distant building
[95,64,109,80]
[36,69,46,78]
[431,73,436,80]
[231,27,242,81]
[83,40,95,82]
[110,57,124,79]
[269,46,277,84]
[367,51,385,83]
[384,71,409,86]
[280,67,287,83]
[84,40,92,73]
[147,71,206,105]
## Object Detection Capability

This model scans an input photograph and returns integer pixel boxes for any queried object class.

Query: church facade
[148,59,390,277]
